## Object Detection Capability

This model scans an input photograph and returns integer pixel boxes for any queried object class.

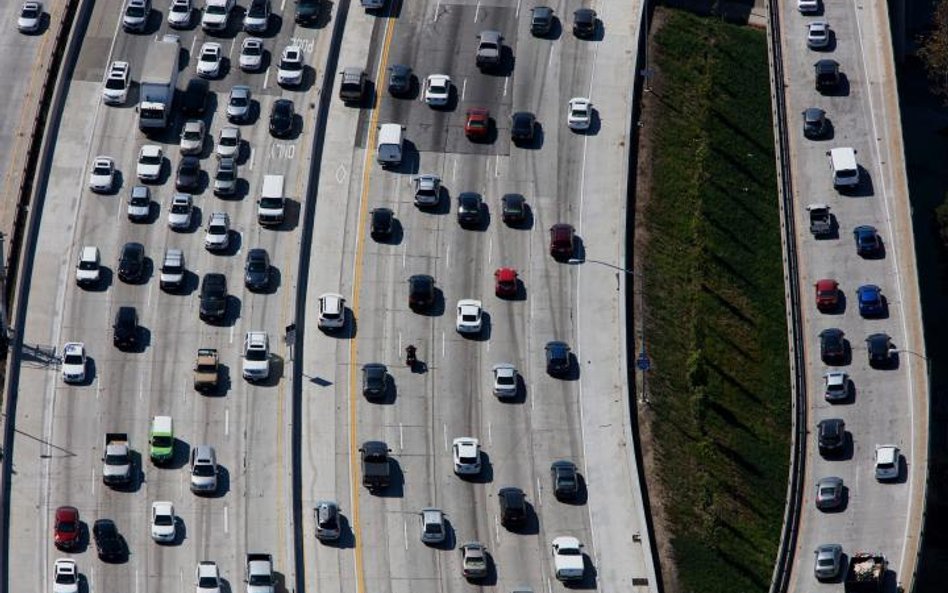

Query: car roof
[479,29,502,42]
[546,340,569,350]
[363,362,386,375]
[496,267,517,281]
[361,440,388,452]
[56,505,79,520]
[421,508,443,520]
[80,245,98,259]
[458,298,481,308]
[122,241,144,254]
[815,278,837,289]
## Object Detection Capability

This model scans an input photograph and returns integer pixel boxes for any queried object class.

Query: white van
[827,147,859,189]
[377,123,403,167]
[257,174,285,226]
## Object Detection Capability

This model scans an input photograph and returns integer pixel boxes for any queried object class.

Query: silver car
[815,476,843,510]
[180,120,205,155]
[167,193,193,230]
[419,508,446,544]
[189,445,218,493]
[314,500,341,542]
[217,127,241,159]
[492,364,518,398]
[213,157,238,195]
[813,543,842,580]
[239,37,264,71]
[227,85,252,123]
[413,174,441,207]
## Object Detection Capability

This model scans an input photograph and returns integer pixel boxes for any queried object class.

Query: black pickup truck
[359,440,392,493]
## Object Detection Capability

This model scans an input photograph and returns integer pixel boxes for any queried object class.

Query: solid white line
[452,157,458,181]
[224,505,229,533]
[488,422,492,445]
[546,578,553,593]
[229,325,235,344]
[91,466,96,497]
[280,0,286,10]
[402,243,407,268]
[403,519,409,549]
[225,408,230,436]
[494,515,500,543]
[96,377,101,400]
[441,331,446,358]
[515,0,522,18]
[135,570,140,593]
[446,245,451,268]
[547,45,555,69]
[443,423,448,450]
[495,153,501,177]
[433,0,441,23]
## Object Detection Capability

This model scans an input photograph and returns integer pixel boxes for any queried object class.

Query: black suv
[573,7,596,38]
[200,273,228,322]
[814,59,840,93]
[295,0,320,24]
[498,487,527,528]
[530,6,553,36]
[545,341,571,376]
[817,418,846,455]
[408,274,435,311]
[362,363,388,399]
[818,328,845,365]
[118,242,145,283]
[181,78,210,117]
[550,460,579,499]
[113,306,139,350]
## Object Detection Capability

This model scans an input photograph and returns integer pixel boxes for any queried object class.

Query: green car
[149,416,174,464]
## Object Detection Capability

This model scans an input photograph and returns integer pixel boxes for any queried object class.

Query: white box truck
[257,174,285,226]
[138,35,180,131]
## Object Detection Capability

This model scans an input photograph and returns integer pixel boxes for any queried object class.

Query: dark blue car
[853,225,881,257]
[856,284,884,317]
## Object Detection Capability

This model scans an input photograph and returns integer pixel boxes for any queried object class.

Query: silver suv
[475,30,502,68]
[189,445,218,493]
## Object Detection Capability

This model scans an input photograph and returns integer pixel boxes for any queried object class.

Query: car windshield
[23,6,40,17]
[58,520,77,532]
[171,203,189,214]
[462,313,477,322]
[198,577,217,588]
[163,263,183,274]
[496,374,514,385]
[56,572,76,584]
[246,348,267,361]
[171,2,188,12]
[248,260,266,272]
[93,165,110,175]
[201,51,217,62]
[459,454,477,463]
[78,260,97,271]
[430,82,447,93]
[209,224,226,235]
[425,523,442,534]
[231,95,249,107]
[220,135,238,147]
[106,77,126,90]
[559,548,581,556]
[820,486,835,496]
[154,513,173,525]
[105,453,126,465]
[193,464,215,476]
[126,6,145,17]
[818,558,834,567]
[243,44,261,56]
[248,574,271,586]
[184,129,201,140]
[140,153,160,164]
[131,196,148,206]
[281,58,302,71]
[216,169,234,181]
[206,5,225,14]
[249,3,266,16]
[152,436,173,448]
[260,197,282,208]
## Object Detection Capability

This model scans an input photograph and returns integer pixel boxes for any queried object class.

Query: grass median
[636,8,790,593]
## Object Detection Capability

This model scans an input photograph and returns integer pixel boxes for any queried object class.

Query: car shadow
[372,459,404,498]
[206,464,230,498]
[469,551,498,586]
[170,516,187,545]
[463,451,493,484]
[819,73,850,97]
[507,500,540,536]
[559,473,588,505]
[572,555,599,589]
[459,311,490,342]
[165,438,190,470]
[839,167,875,197]
[330,514,356,549]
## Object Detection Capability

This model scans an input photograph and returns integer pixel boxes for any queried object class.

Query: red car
[815,278,839,312]
[495,268,518,297]
[549,223,575,260]
[465,108,490,140]
[54,506,80,550]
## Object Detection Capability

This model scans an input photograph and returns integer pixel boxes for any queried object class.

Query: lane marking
[224,504,229,533]
[461,78,467,102]
[225,408,229,436]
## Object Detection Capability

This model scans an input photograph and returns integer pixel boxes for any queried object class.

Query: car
[814,543,843,580]
[136,144,163,182]
[370,207,394,239]
[853,225,882,257]
[457,192,483,227]
[866,333,894,367]
[244,248,270,291]
[54,506,80,550]
[413,174,441,207]
[419,508,446,544]
[475,30,502,68]
[278,45,304,87]
[199,273,228,322]
[269,99,295,137]
[102,61,130,104]
[318,293,346,330]
[113,306,139,350]
[814,59,840,92]
[823,371,849,402]
[167,0,191,27]
[551,460,579,498]
[798,0,819,13]
[815,476,843,510]
[213,157,238,195]
[530,6,554,35]
[242,331,270,381]
[195,561,220,593]
[160,248,185,291]
[216,126,241,159]
[874,444,900,480]
[151,501,176,542]
[196,42,222,78]
[818,328,845,364]
[408,274,435,310]
[17,1,42,32]
[180,120,205,155]
[295,0,320,23]
[567,97,593,130]
[501,193,526,224]
[201,0,233,30]
[856,284,884,317]
[239,37,264,71]
[492,363,518,398]
[424,74,451,106]
[53,559,79,593]
[494,267,518,298]
[122,0,151,31]
[61,342,86,383]
[460,542,488,578]
[362,363,388,399]
[181,78,210,116]
[465,108,490,140]
[456,299,483,334]
[75,245,101,286]
[387,64,412,96]
[118,242,145,283]
[227,85,252,123]
[802,107,829,139]
[314,500,341,541]
[549,223,575,260]
[511,111,536,143]
[175,156,201,191]
[817,418,845,454]
[573,7,596,37]
[92,519,123,561]
[551,536,585,581]
[243,0,270,31]
[339,67,367,102]
[204,212,231,251]
[127,185,151,222]
[452,438,481,475]
[88,156,115,192]
[545,341,571,375]
[498,487,527,527]
[189,445,218,493]
[814,278,839,311]
[167,194,193,230]
[807,21,830,48]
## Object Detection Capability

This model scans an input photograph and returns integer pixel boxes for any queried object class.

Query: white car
[201,0,233,30]
[17,1,43,33]
[75,246,101,286]
[277,45,304,86]
[167,193,193,230]
[160,248,185,290]
[122,0,151,32]
[455,299,483,334]
[52,559,79,593]
[551,536,585,581]
[167,0,191,27]
[204,212,231,251]
[195,561,221,593]
[180,120,205,155]
[567,97,592,130]
[239,37,264,71]
[61,342,86,384]
[136,144,163,181]
[196,42,222,78]
[424,74,451,106]
[492,363,517,398]
[88,156,115,193]
[452,438,481,475]
[127,185,151,221]
[823,370,848,401]
[797,0,819,13]
[807,21,830,49]
[242,331,270,381]
[216,126,241,159]
[413,174,441,207]
[874,445,900,480]
[151,501,176,543]
[102,61,130,105]
[318,293,346,330]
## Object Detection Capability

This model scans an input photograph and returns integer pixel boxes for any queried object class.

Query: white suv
[102,61,130,105]
[277,45,304,87]
[317,293,346,330]
[122,0,150,31]
[242,331,270,381]
[204,212,231,251]
[201,0,233,31]
[75,246,101,286]
[452,438,481,475]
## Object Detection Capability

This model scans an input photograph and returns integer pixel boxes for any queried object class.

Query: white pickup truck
[551,536,585,582]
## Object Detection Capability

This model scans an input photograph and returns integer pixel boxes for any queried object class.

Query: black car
[270,99,295,137]
[573,7,596,38]
[93,519,124,562]
[295,0,320,24]
[370,207,394,239]
[802,107,829,139]
[457,192,483,227]
[362,363,388,399]
[118,242,145,283]
[530,6,554,36]
[244,248,270,291]
[498,487,527,528]
[113,306,139,350]
[510,112,535,144]
[181,78,210,117]
[545,340,571,376]
[817,418,845,455]
[387,64,412,96]
[501,193,526,225]
[866,333,894,368]
[175,156,201,192]
[818,328,845,364]
[814,59,840,93]
[551,460,579,498]
[408,274,435,311]
[200,273,228,322]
